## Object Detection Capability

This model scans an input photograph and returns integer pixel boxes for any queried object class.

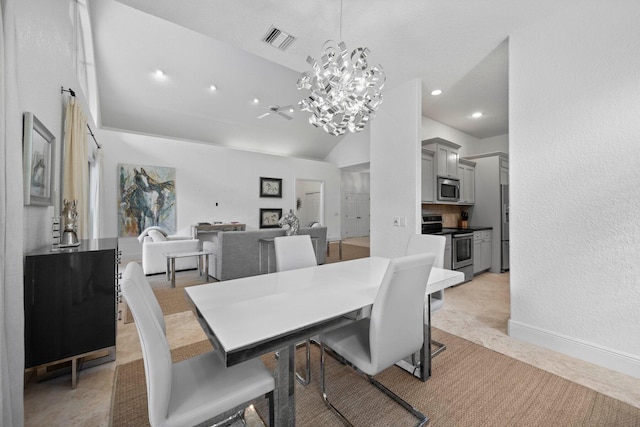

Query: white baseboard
[508,319,640,379]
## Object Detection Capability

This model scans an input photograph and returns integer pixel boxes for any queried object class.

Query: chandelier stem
[339,0,343,41]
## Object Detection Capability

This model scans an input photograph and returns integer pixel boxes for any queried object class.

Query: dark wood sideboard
[24,238,120,387]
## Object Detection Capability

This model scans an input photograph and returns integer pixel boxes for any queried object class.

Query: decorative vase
[60,199,80,247]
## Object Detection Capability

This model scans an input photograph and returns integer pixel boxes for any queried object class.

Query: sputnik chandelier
[297,2,385,136]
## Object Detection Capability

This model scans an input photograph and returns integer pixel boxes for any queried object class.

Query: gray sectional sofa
[203,227,327,281]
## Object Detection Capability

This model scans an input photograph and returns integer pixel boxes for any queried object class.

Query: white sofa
[139,228,199,275]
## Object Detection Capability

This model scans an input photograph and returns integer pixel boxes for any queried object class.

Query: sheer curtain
[88,146,103,239]
[1,0,25,425]
[62,97,89,239]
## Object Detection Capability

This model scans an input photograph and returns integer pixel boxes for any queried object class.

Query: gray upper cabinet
[500,157,509,185]
[458,159,476,205]
[422,137,461,179]
[421,150,435,203]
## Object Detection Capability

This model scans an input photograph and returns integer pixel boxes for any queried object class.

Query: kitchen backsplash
[421,204,469,227]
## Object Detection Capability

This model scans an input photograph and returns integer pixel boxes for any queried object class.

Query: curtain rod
[61,86,102,149]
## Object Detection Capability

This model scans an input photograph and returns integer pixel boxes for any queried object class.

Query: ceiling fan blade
[280,105,294,111]
[277,111,293,120]
[257,112,271,119]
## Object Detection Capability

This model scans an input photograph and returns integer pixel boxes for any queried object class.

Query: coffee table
[163,249,213,287]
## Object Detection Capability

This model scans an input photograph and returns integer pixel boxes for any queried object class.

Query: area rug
[110,329,640,427]
[124,285,195,324]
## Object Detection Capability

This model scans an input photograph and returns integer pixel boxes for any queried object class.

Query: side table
[163,249,213,287]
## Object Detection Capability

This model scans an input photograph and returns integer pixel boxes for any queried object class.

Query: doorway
[295,179,324,227]
[344,193,370,238]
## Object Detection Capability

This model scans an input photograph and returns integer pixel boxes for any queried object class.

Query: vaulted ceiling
[90,0,575,160]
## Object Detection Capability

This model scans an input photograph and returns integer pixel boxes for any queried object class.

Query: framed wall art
[260,177,282,198]
[118,164,176,237]
[23,112,56,206]
[259,208,282,228]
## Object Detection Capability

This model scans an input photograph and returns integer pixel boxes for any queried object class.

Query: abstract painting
[118,164,176,237]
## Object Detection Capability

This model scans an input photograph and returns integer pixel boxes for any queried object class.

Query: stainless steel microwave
[437,177,460,202]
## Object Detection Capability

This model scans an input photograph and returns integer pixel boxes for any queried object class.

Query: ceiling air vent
[262,26,296,51]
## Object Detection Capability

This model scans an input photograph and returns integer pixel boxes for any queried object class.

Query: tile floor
[23,268,640,426]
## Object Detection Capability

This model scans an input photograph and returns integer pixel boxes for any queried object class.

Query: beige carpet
[115,249,640,426]
[110,329,640,427]
[123,270,206,324]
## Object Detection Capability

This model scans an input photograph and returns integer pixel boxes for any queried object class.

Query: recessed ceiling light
[471,111,483,118]
[289,107,294,113]
[209,85,217,91]
[430,89,442,96]
[253,98,260,104]
[154,69,165,77]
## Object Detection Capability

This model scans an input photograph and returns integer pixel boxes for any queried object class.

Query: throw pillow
[137,226,168,243]
[148,229,167,242]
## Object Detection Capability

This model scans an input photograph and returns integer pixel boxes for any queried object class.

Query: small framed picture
[260,208,282,228]
[260,177,282,198]
[23,112,56,206]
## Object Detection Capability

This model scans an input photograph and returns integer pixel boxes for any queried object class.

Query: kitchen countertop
[436,226,493,235]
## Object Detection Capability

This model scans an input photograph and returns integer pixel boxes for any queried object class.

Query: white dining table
[185,256,464,427]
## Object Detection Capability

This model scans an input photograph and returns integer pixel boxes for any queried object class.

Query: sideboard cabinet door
[24,238,117,368]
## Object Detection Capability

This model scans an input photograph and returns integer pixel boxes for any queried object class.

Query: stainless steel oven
[452,231,473,282]
[422,213,474,283]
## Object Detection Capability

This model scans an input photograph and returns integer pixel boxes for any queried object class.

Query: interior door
[344,193,370,238]
[356,194,370,236]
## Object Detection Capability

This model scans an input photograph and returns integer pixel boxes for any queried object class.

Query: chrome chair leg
[320,344,354,427]
[430,339,446,357]
[294,340,311,386]
[320,344,429,427]
[367,376,428,427]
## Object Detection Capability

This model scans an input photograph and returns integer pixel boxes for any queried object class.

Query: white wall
[16,0,95,253]
[370,79,422,258]
[467,134,509,156]
[324,126,370,168]
[99,129,342,257]
[422,117,509,157]
[509,1,640,377]
[421,116,478,156]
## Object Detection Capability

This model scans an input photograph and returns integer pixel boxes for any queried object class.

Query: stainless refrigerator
[501,184,509,272]
[466,153,509,274]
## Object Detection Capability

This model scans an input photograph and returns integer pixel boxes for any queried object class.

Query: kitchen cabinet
[24,238,119,386]
[421,150,435,202]
[422,137,460,179]
[500,158,509,185]
[473,230,492,274]
[458,159,476,205]
[444,234,452,270]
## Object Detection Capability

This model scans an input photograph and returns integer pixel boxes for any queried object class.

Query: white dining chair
[274,234,317,386]
[121,262,275,427]
[274,234,317,272]
[405,233,447,357]
[319,253,435,427]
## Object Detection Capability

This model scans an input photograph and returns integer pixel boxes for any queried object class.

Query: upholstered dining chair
[274,234,317,272]
[405,233,448,357]
[121,262,275,427]
[319,253,435,427]
[274,234,317,386]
